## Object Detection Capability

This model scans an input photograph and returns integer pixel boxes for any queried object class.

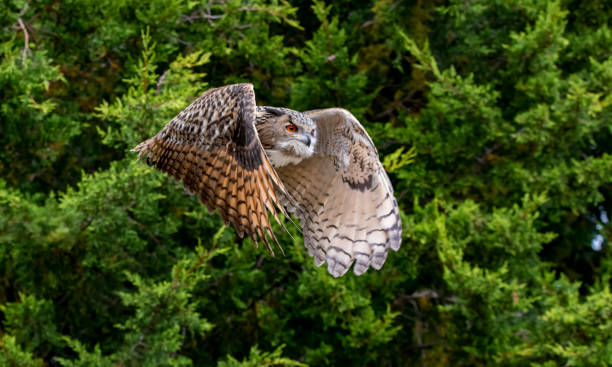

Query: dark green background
[1,0,611,365]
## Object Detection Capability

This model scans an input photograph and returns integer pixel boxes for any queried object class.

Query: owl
[132,83,401,277]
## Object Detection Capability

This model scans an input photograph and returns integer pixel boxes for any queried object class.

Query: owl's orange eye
[285,123,298,133]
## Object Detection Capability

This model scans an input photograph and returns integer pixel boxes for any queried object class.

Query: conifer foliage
[1,0,611,365]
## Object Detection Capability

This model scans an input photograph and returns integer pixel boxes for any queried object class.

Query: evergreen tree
[1,0,610,365]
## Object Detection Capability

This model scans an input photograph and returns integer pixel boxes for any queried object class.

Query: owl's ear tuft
[264,107,285,116]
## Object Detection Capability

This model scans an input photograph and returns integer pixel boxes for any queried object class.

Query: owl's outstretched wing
[132,83,289,253]
[276,108,402,277]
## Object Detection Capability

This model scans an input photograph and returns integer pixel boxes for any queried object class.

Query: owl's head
[256,106,317,167]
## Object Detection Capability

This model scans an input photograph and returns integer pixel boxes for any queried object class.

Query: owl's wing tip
[353,264,369,276]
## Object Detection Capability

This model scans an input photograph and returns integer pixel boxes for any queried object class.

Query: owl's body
[133,83,401,277]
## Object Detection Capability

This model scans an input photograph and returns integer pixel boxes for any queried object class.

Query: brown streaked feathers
[132,83,289,254]
[133,84,402,277]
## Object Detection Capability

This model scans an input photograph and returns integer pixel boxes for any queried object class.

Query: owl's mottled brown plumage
[133,83,402,277]
[132,83,289,253]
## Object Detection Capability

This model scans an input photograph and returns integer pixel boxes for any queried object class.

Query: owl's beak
[302,135,312,147]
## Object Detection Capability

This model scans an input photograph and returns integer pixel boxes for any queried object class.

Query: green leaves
[55,247,217,366]
[217,345,305,367]
[382,146,416,173]
[0,37,78,191]
[290,0,374,117]
[97,29,211,150]
[0,293,63,357]
[1,0,612,366]
[0,335,44,367]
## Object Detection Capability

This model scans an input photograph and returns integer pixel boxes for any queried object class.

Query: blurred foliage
[0,0,611,366]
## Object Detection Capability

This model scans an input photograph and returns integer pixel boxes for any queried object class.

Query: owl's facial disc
[265,122,315,167]
[282,122,316,156]
[256,107,317,168]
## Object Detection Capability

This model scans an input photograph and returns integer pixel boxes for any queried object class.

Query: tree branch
[17,18,30,64]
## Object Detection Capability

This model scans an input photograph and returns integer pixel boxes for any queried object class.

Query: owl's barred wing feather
[277,108,402,277]
[132,83,290,253]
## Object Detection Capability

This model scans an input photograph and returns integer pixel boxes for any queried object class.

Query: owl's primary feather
[133,84,402,277]
[131,83,289,253]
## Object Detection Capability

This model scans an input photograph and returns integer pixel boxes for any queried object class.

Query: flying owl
[132,83,401,277]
